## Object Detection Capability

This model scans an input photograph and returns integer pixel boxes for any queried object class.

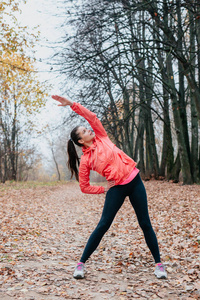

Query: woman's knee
[96,218,112,234]
[139,219,152,232]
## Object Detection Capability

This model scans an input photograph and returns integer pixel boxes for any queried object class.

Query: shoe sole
[155,274,167,279]
[73,274,85,279]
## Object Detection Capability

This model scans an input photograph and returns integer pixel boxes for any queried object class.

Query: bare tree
[53,0,200,183]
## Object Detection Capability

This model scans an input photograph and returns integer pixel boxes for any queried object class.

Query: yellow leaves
[0,2,7,12]
[0,3,43,119]
[0,51,48,117]
[1,0,40,66]
[0,52,34,75]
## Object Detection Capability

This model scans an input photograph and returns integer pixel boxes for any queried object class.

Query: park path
[0,180,199,299]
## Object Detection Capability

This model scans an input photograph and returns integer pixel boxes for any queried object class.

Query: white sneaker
[154,263,167,279]
[73,262,85,279]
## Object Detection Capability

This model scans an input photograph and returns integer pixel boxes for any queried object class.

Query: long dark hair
[67,126,82,181]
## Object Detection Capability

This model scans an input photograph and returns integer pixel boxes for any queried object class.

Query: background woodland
[1,0,200,184]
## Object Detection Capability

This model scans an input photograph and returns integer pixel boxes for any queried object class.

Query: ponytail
[67,140,80,181]
[67,126,82,181]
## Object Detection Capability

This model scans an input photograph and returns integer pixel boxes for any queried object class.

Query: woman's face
[76,126,95,145]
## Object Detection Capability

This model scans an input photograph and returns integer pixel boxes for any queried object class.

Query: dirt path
[0,181,199,299]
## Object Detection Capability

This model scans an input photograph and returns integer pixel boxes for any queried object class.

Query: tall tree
[0,0,48,182]
[53,0,200,183]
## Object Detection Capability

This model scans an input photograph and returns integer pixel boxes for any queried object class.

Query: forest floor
[0,180,199,300]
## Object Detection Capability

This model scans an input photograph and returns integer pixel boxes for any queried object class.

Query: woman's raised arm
[52,95,107,138]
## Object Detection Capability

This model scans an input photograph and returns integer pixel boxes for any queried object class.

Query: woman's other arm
[79,161,105,194]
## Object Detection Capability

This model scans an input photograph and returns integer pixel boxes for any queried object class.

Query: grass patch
[0,180,69,192]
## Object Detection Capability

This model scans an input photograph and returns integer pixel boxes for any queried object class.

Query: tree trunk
[196,4,200,89]
[10,97,17,180]
[160,91,174,178]
[190,8,199,182]
[170,153,181,183]
[144,58,159,179]
[176,0,191,166]
[136,102,145,175]
[167,53,193,184]
[51,144,61,181]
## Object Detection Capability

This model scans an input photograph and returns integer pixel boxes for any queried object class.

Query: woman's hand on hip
[104,180,115,193]
[51,95,73,107]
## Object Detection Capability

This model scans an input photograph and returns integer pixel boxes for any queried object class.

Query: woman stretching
[52,95,167,280]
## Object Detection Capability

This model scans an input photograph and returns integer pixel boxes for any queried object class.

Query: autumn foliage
[0,181,199,299]
[0,0,48,182]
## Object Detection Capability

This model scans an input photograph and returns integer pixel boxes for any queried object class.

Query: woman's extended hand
[51,95,73,107]
[104,180,115,193]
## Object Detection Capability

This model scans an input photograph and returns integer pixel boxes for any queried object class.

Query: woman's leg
[128,175,161,263]
[80,186,126,263]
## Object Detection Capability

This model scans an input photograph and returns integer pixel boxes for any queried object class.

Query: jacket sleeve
[71,102,107,138]
[79,160,105,194]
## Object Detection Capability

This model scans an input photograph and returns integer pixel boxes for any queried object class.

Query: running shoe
[73,262,85,279]
[154,263,167,279]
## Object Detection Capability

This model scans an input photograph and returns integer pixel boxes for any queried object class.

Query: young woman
[52,95,167,280]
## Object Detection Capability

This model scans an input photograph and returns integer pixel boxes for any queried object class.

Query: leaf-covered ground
[0,180,199,300]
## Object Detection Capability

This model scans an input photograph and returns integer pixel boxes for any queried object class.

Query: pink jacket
[71,102,137,194]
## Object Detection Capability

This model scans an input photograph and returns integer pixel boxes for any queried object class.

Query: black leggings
[80,173,161,264]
